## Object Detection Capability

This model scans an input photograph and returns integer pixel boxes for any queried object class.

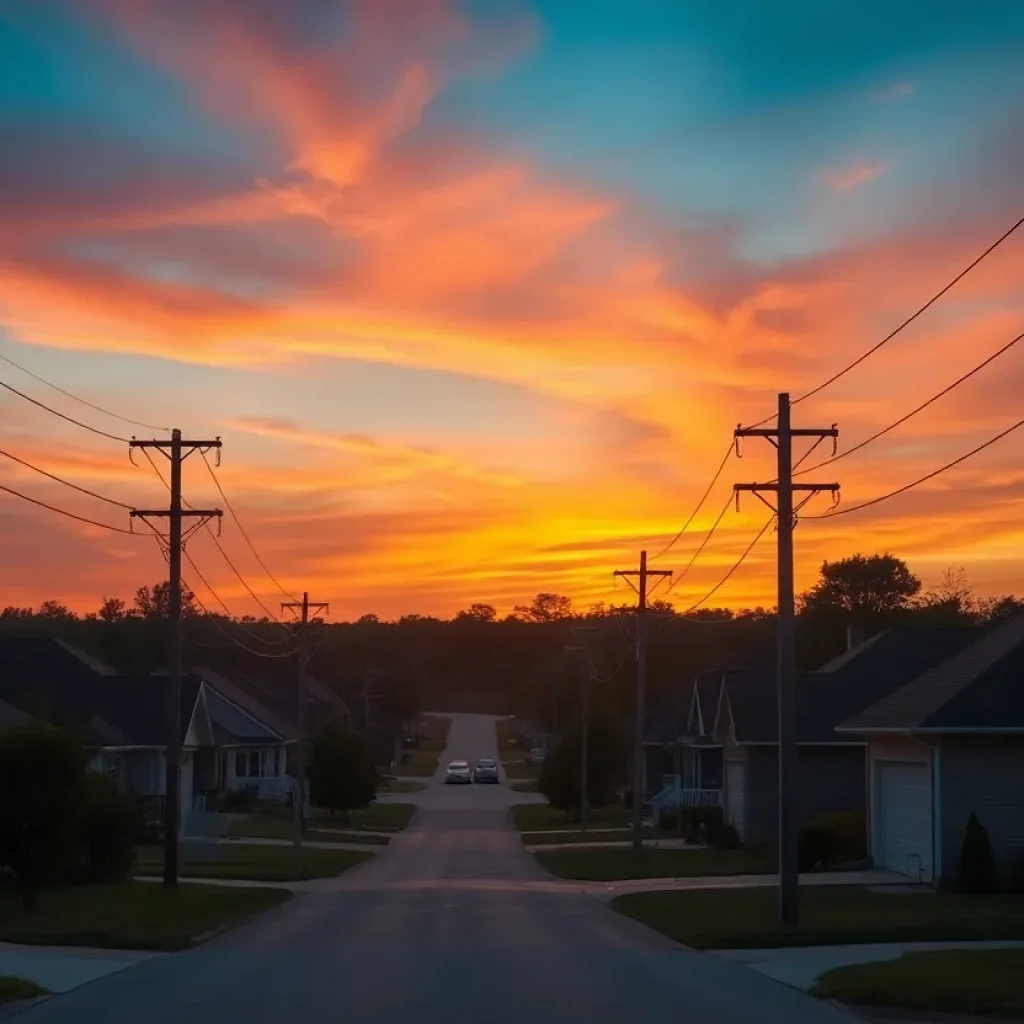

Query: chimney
[846,622,865,651]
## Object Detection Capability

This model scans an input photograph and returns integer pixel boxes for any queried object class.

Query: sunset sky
[1,0,1023,620]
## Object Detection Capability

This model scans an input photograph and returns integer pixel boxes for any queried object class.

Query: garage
[876,760,933,880]
[725,761,745,839]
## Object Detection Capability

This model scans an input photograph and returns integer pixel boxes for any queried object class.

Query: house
[711,625,982,844]
[838,614,1024,886]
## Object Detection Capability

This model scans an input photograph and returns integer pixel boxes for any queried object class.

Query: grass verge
[812,948,1024,1018]
[611,886,1024,949]
[229,815,391,844]
[134,844,374,882]
[0,977,47,1005]
[257,802,416,832]
[503,760,542,781]
[398,753,439,777]
[510,780,539,793]
[523,828,661,846]
[511,803,632,831]
[378,778,428,793]
[0,882,291,951]
[535,846,766,881]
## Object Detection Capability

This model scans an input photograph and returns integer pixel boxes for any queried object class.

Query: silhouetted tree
[510,593,573,622]
[802,554,921,619]
[308,722,377,822]
[133,581,198,619]
[98,597,127,623]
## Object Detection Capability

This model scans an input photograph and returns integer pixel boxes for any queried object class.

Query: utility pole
[566,626,601,835]
[735,393,838,926]
[130,430,222,888]
[281,592,329,850]
[359,667,382,735]
[614,550,671,851]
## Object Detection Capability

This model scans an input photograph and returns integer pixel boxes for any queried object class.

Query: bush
[70,774,142,884]
[707,822,741,849]
[799,810,867,871]
[220,786,258,813]
[960,812,1001,893]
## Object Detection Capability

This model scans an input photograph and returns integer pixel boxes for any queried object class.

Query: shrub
[799,810,867,871]
[960,812,1001,893]
[707,822,741,849]
[220,786,258,813]
[71,774,142,884]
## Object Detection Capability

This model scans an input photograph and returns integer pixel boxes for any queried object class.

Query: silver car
[444,760,472,784]
[473,758,499,784]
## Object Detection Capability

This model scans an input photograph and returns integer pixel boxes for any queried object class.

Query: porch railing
[650,778,723,824]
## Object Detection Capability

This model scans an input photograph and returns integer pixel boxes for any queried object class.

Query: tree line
[2,554,1021,726]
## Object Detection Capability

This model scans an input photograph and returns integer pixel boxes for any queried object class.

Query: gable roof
[715,625,983,744]
[840,614,1024,733]
[203,685,285,746]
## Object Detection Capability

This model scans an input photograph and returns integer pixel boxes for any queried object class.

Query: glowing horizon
[2,1,1023,620]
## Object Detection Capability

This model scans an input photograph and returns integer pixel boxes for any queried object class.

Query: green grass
[419,714,451,751]
[133,843,375,882]
[378,778,428,792]
[257,802,416,832]
[228,816,391,844]
[0,976,47,1005]
[812,949,1024,1018]
[511,803,633,831]
[399,752,440,777]
[503,760,541,780]
[0,882,292,951]
[612,886,1024,949]
[523,828,661,846]
[510,780,539,793]
[535,846,767,881]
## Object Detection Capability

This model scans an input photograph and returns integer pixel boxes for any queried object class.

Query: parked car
[445,760,472,784]
[473,758,499,784]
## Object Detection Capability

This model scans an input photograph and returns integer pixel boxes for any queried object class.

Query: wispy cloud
[819,159,891,193]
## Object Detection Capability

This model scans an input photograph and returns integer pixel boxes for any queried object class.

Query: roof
[0,699,28,730]
[840,614,1024,733]
[717,625,983,744]
[644,685,694,744]
[204,686,284,746]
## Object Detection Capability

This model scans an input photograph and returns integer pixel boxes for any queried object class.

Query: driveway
[19,713,860,1023]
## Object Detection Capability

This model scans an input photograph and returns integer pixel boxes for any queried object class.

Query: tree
[455,603,497,623]
[915,568,979,626]
[308,722,377,822]
[38,600,74,620]
[0,722,87,908]
[98,597,127,623]
[133,581,198,619]
[537,713,626,815]
[801,554,921,620]
[510,593,573,622]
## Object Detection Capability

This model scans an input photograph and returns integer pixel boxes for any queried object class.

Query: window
[248,750,260,777]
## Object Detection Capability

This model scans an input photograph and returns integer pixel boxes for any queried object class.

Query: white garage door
[877,761,933,880]
[725,761,745,839]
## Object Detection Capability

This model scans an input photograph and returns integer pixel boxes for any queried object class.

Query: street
[22,714,858,1022]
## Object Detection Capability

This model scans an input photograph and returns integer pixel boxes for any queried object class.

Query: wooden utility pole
[614,551,672,851]
[735,394,838,926]
[130,429,222,888]
[566,625,601,835]
[281,592,329,850]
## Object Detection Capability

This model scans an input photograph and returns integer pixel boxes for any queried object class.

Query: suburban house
[837,613,1024,886]
[711,625,982,844]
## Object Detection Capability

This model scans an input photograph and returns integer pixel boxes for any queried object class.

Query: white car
[444,760,472,784]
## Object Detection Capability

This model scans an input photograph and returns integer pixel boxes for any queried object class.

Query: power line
[666,493,733,594]
[199,449,298,602]
[141,448,287,628]
[0,482,136,534]
[677,517,775,615]
[0,350,170,433]
[805,416,1024,520]
[651,442,733,560]
[743,212,1024,429]
[0,446,133,509]
[0,379,131,443]
[797,326,1024,477]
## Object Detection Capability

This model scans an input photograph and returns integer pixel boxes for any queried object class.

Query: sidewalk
[524,838,693,852]
[0,941,157,1000]
[220,836,383,853]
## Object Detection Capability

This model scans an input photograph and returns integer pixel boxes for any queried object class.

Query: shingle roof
[203,686,284,745]
[718,625,983,743]
[840,614,1024,732]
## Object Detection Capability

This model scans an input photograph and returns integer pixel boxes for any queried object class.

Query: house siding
[743,745,866,844]
[865,735,935,872]
[938,735,1024,885]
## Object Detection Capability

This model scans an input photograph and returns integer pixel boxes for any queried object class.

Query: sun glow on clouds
[1,0,1024,618]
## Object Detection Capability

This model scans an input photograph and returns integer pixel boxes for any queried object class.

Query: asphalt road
[24,713,859,1023]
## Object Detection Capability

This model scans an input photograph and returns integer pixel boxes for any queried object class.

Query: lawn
[503,760,541,780]
[419,714,451,751]
[523,828,659,846]
[511,803,633,831]
[133,844,375,882]
[399,751,440,776]
[0,882,292,951]
[812,948,1024,1018]
[535,846,767,881]
[496,717,521,753]
[257,802,416,832]
[0,977,47,1005]
[377,778,427,793]
[228,815,391,844]
[612,886,1024,950]
[510,780,539,793]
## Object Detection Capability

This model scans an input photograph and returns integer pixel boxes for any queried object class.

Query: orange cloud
[819,159,890,192]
